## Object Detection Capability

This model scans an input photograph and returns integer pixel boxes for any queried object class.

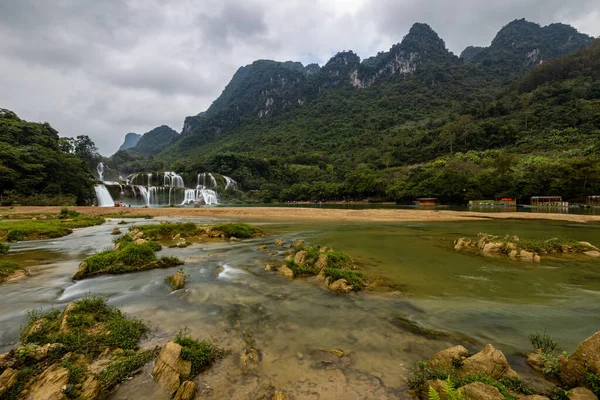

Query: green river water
[1,216,599,398]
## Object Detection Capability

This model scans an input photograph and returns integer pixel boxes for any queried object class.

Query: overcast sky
[0,0,598,155]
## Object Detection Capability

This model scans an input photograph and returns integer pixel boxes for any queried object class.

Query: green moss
[325,252,352,269]
[0,215,104,242]
[0,259,22,281]
[210,223,262,238]
[322,267,365,289]
[390,317,450,339]
[135,222,198,240]
[286,259,317,277]
[174,328,229,377]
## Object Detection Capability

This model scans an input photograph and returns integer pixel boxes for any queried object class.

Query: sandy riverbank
[3,206,600,223]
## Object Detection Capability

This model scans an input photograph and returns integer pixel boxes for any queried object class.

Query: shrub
[0,259,22,280]
[325,252,351,269]
[529,330,559,353]
[0,242,9,254]
[211,223,262,238]
[6,229,27,242]
[174,328,229,377]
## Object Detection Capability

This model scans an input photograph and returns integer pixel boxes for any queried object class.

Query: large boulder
[174,381,196,400]
[314,255,328,272]
[427,345,469,372]
[73,262,88,280]
[328,279,353,293]
[28,364,70,400]
[152,341,192,394]
[458,382,503,400]
[458,344,519,379]
[0,368,17,397]
[560,331,600,386]
[567,388,598,400]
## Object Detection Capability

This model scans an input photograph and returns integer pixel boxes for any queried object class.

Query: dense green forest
[0,109,99,205]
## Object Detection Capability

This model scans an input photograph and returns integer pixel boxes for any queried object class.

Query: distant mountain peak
[118,132,141,152]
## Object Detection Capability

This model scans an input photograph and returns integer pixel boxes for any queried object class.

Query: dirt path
[3,206,600,223]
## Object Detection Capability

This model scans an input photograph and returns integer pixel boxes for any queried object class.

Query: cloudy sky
[0,0,598,155]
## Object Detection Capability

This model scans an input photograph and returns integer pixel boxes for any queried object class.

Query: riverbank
[4,206,600,223]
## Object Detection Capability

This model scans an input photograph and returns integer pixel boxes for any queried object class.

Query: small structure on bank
[413,198,439,207]
[469,196,516,207]
[530,196,568,207]
[587,196,600,207]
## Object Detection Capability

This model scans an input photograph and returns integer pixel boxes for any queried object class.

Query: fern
[429,386,442,400]
[429,377,465,400]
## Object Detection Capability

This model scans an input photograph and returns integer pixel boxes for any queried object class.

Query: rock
[59,303,76,334]
[328,279,353,293]
[509,250,518,260]
[284,249,293,256]
[173,233,181,240]
[454,238,472,251]
[560,331,600,386]
[526,350,545,373]
[152,341,192,394]
[25,318,48,338]
[275,238,284,246]
[533,254,541,263]
[427,345,469,372]
[291,239,304,249]
[294,250,308,265]
[272,390,287,400]
[264,264,273,272]
[482,242,504,254]
[314,255,328,272]
[319,246,334,253]
[520,396,551,400]
[111,228,121,235]
[168,271,186,290]
[0,368,17,397]
[73,262,88,280]
[278,265,294,278]
[257,245,268,251]
[584,251,600,257]
[567,388,598,400]
[424,379,447,399]
[134,230,145,239]
[113,243,120,251]
[174,381,196,400]
[81,375,100,400]
[240,348,260,374]
[134,238,147,245]
[0,352,14,370]
[579,242,600,251]
[519,250,538,262]
[458,382,503,400]
[27,343,65,361]
[230,237,237,242]
[161,220,168,224]
[459,344,519,379]
[28,364,69,400]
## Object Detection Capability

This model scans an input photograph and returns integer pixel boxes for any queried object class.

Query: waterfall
[223,175,238,190]
[197,172,217,188]
[96,163,105,182]
[148,173,153,186]
[137,185,149,206]
[181,188,219,205]
[208,173,217,187]
[94,184,114,207]
[164,172,184,188]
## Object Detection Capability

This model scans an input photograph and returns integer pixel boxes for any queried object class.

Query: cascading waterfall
[181,188,219,205]
[97,163,105,182]
[94,184,114,207]
[223,175,238,190]
[164,172,184,188]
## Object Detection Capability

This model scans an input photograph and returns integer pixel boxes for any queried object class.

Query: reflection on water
[1,217,600,398]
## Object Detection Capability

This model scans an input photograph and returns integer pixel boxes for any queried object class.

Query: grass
[9,297,156,400]
[174,328,229,377]
[322,267,365,289]
[286,259,317,277]
[210,223,263,238]
[135,222,198,240]
[0,214,104,242]
[586,373,600,397]
[0,259,23,282]
[408,361,536,400]
[529,330,559,353]
[75,236,180,279]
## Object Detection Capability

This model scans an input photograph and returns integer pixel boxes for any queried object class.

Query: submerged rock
[559,330,600,386]
[240,347,260,374]
[167,271,187,291]
[275,238,284,246]
[257,245,268,251]
[458,382,503,400]
[278,265,294,278]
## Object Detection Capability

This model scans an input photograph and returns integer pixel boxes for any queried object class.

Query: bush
[0,242,9,254]
[174,328,229,377]
[0,259,22,281]
[6,229,27,242]
[211,223,262,238]
[529,330,559,353]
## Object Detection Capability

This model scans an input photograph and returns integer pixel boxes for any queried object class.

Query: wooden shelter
[530,196,568,207]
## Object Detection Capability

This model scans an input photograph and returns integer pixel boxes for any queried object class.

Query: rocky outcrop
[458,382,503,400]
[152,341,192,394]
[559,331,600,386]
[0,368,17,397]
[567,388,598,400]
[174,380,196,400]
[28,364,70,400]
[427,345,469,372]
[294,250,308,265]
[459,344,519,378]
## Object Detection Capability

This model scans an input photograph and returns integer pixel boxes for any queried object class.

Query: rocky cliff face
[129,125,178,156]
[118,132,141,151]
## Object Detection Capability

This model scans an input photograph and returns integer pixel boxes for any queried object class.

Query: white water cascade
[181,188,219,205]
[96,163,105,182]
[223,175,238,190]
[164,172,185,188]
[94,184,114,207]
[197,172,217,188]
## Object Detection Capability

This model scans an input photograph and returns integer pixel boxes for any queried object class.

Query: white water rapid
[94,184,114,207]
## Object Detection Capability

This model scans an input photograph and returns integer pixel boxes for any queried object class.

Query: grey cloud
[0,0,598,155]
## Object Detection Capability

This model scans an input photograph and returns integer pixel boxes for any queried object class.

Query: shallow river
[1,217,599,399]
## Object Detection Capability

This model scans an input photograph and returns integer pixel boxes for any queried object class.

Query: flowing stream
[1,218,600,398]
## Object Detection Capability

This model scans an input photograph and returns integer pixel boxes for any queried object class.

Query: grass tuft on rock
[0,259,23,282]
[210,223,263,238]
[135,222,198,240]
[174,328,229,377]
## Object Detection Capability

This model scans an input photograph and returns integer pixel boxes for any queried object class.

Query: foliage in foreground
[0,213,104,242]
[0,259,22,282]
[210,223,263,238]
[135,222,198,240]
[174,328,229,377]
